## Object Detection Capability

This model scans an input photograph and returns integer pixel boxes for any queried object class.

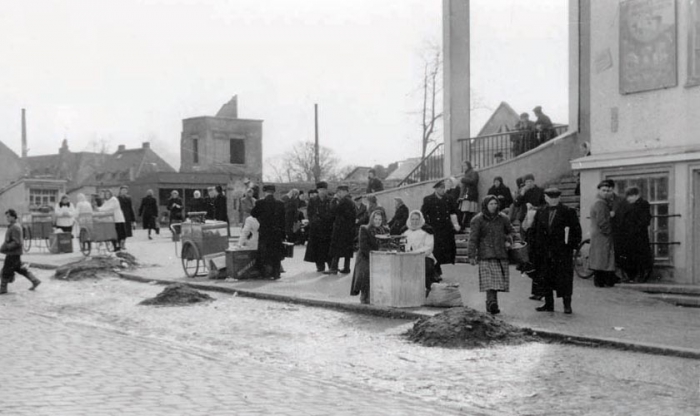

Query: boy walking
[1,209,41,294]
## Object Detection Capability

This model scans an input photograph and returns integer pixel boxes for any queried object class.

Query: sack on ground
[425,283,463,308]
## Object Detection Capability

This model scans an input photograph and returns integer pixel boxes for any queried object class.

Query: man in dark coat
[283,189,301,242]
[528,187,582,314]
[366,169,384,193]
[325,185,357,274]
[513,112,536,156]
[618,186,653,282]
[514,173,547,299]
[138,189,160,239]
[212,185,229,236]
[204,186,216,220]
[250,185,286,279]
[117,186,136,239]
[304,181,334,272]
[421,180,460,277]
[533,105,555,145]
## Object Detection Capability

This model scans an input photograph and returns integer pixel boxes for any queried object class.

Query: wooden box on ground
[370,251,425,307]
[49,232,73,254]
[92,212,117,242]
[225,249,258,279]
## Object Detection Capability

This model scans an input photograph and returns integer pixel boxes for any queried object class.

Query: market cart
[77,212,118,256]
[179,219,229,277]
[21,213,54,253]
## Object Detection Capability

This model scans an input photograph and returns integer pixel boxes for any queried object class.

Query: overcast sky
[0,0,568,176]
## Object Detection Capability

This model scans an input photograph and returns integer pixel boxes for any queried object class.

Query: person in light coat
[237,215,260,251]
[589,180,617,287]
[402,210,441,295]
[97,189,126,251]
[54,195,76,236]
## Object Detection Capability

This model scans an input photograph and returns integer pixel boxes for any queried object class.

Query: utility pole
[314,103,320,183]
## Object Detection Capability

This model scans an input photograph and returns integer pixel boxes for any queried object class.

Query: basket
[508,242,529,264]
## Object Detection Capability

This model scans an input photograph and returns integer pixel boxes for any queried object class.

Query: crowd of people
[511,105,557,157]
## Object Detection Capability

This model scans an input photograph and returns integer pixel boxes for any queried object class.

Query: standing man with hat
[326,185,356,275]
[533,105,555,145]
[251,184,286,279]
[528,187,582,313]
[421,180,460,277]
[304,181,334,272]
[589,179,617,288]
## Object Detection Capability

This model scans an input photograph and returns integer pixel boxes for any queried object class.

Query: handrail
[397,143,445,187]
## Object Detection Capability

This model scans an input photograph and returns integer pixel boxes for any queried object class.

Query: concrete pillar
[442,0,470,177]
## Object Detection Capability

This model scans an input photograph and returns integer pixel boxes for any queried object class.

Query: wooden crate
[369,251,425,307]
[225,249,258,279]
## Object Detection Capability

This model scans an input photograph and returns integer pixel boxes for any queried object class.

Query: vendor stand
[369,235,425,307]
[179,219,229,277]
[21,213,53,253]
[77,212,117,256]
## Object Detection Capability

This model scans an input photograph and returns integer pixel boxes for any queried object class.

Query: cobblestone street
[1,273,699,415]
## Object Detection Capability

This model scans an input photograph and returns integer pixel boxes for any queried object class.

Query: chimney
[21,108,27,158]
[117,144,126,152]
[142,142,150,149]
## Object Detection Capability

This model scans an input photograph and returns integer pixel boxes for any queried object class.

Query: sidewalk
[4,227,700,358]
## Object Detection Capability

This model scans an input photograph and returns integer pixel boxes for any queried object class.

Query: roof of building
[94,146,176,186]
[477,101,520,136]
[385,157,422,181]
[216,95,238,118]
[343,166,373,182]
[133,171,234,185]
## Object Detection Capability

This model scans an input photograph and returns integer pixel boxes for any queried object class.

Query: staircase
[544,174,580,213]
[455,232,470,263]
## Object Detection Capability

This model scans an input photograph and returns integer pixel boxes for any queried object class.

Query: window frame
[229,138,245,165]
[191,136,199,164]
[686,0,700,87]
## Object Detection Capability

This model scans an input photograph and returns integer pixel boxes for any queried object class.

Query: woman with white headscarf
[402,210,441,295]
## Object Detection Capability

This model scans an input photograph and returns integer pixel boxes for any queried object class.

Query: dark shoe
[29,279,41,291]
[564,305,573,314]
[535,304,554,312]
[529,295,543,301]
[339,269,351,274]
[563,297,572,314]
[489,303,500,315]
[323,270,338,275]
[316,269,325,273]
[0,285,7,295]
[148,235,153,240]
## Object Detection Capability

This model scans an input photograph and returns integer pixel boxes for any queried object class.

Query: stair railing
[397,143,445,187]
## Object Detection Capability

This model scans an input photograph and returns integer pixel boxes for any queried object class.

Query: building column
[443,0,470,177]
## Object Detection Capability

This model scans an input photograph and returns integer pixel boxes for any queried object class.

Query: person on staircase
[458,161,479,232]
[388,197,409,236]
[529,187,582,314]
[1,209,41,294]
[421,180,460,279]
[467,195,515,315]
[487,176,514,212]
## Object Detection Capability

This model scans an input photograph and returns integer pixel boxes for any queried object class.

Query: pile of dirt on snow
[139,284,214,306]
[54,252,137,281]
[406,307,537,348]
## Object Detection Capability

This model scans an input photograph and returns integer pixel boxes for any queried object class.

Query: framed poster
[620,0,677,94]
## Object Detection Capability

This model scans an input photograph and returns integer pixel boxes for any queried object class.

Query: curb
[118,272,700,360]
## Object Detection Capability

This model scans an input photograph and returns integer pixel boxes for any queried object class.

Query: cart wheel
[22,226,32,253]
[181,242,200,278]
[574,239,594,279]
[79,229,91,257]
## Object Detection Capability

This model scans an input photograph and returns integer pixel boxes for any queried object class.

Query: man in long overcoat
[251,185,286,279]
[529,187,582,314]
[304,181,334,272]
[589,180,617,287]
[326,185,357,274]
[421,180,460,277]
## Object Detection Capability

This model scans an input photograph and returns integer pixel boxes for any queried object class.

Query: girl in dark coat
[138,189,159,239]
[619,186,653,282]
[487,176,514,212]
[351,210,389,304]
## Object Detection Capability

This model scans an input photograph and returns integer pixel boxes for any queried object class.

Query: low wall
[372,131,586,220]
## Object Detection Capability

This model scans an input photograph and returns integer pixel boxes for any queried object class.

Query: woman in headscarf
[467,195,515,315]
[402,210,440,295]
[487,176,514,212]
[76,193,93,215]
[458,161,480,231]
[387,197,409,235]
[54,195,76,235]
[138,189,159,240]
[350,210,389,304]
[187,190,208,215]
[97,189,126,251]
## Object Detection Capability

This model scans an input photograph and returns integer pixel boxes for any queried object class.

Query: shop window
[610,173,670,260]
[688,0,700,86]
[28,188,59,211]
[230,139,245,164]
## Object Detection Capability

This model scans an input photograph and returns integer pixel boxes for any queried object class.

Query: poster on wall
[620,0,677,94]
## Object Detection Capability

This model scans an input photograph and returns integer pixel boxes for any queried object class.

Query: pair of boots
[0,271,41,295]
[324,257,351,275]
[535,293,572,314]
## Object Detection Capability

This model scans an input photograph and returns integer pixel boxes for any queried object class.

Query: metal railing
[397,143,444,187]
[457,125,568,170]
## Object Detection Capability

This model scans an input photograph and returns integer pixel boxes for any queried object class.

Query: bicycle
[573,238,654,283]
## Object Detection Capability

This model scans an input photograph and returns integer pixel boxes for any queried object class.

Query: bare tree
[264,142,340,183]
[420,46,443,160]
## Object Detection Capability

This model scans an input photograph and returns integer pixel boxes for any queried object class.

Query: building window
[230,139,245,164]
[688,0,700,86]
[29,188,58,211]
[192,137,199,164]
[609,173,671,260]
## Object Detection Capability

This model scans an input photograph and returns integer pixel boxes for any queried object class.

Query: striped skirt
[459,200,479,213]
[478,259,510,292]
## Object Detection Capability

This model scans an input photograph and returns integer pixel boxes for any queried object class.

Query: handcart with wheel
[78,212,118,256]
[21,213,54,253]
[178,217,229,277]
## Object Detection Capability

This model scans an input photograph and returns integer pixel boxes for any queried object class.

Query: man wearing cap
[326,185,357,274]
[589,179,617,288]
[304,181,334,272]
[529,187,582,313]
[251,184,286,279]
[533,106,555,145]
[514,173,546,299]
[421,180,460,277]
[513,112,536,156]
[366,169,384,194]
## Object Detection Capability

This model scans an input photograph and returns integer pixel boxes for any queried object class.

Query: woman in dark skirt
[117,186,136,247]
[139,189,160,239]
[350,210,389,304]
